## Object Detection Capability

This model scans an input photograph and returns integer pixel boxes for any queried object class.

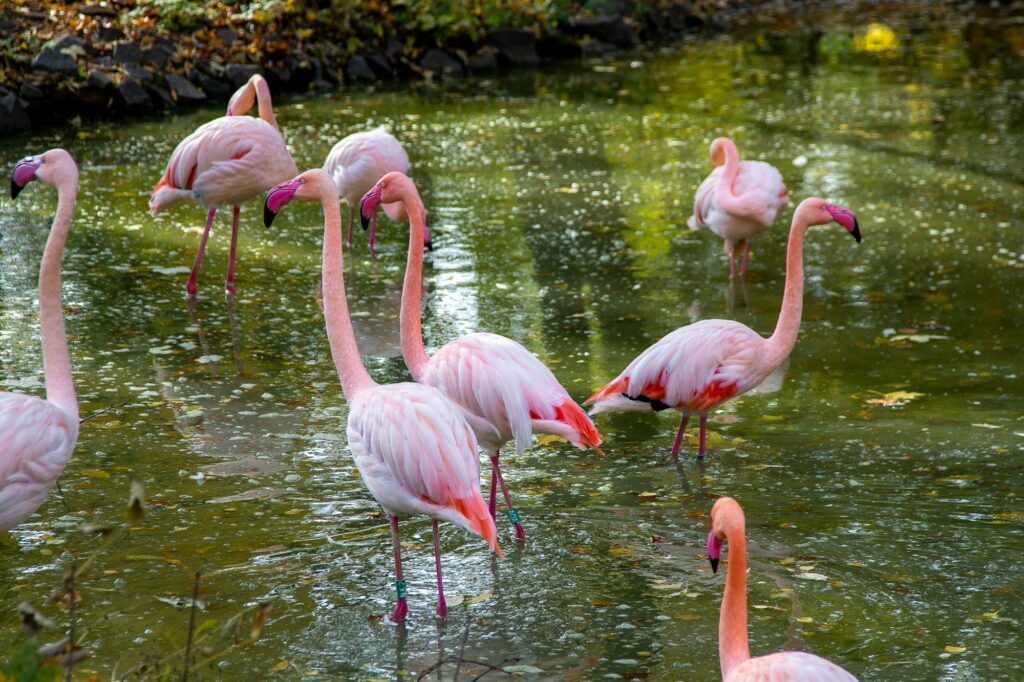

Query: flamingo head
[263,169,332,227]
[11,149,76,199]
[707,496,744,573]
[359,172,432,250]
[797,198,861,243]
[706,530,723,573]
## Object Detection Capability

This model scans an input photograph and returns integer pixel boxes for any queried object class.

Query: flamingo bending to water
[588,198,860,460]
[263,169,499,620]
[324,127,421,249]
[707,497,859,680]
[688,137,789,279]
[360,173,602,540]
[150,91,296,295]
[1,150,80,532]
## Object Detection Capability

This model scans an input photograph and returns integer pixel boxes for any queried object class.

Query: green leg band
[395,580,408,600]
[506,508,522,525]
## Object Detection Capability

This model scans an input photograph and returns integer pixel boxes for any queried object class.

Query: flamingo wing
[728,651,858,681]
[732,160,789,227]
[588,319,766,415]
[0,393,77,532]
[345,382,498,552]
[422,333,601,455]
[688,165,722,231]
[324,127,410,208]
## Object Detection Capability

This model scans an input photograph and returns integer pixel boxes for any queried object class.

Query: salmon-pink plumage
[707,497,859,681]
[151,95,297,295]
[2,149,80,532]
[688,137,789,279]
[263,168,498,621]
[359,173,601,540]
[590,198,861,460]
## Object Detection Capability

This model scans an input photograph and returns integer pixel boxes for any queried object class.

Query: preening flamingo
[150,106,296,296]
[707,497,859,681]
[226,74,278,129]
[1,149,80,532]
[360,173,602,540]
[263,169,499,620]
[688,137,789,279]
[324,127,421,248]
[588,198,860,460]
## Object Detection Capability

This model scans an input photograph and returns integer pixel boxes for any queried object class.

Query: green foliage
[1,644,60,682]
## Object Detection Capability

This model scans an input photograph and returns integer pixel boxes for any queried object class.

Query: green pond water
[2,11,1024,681]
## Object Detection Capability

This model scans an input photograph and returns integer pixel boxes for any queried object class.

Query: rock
[187,65,231,97]
[87,69,114,90]
[0,94,30,134]
[570,14,638,48]
[49,35,87,52]
[112,41,142,64]
[487,27,539,67]
[312,78,334,93]
[666,2,702,31]
[345,54,375,83]
[365,52,393,79]
[581,39,619,57]
[94,24,124,42]
[265,65,292,91]
[164,74,206,104]
[215,28,238,44]
[467,46,498,72]
[19,82,43,100]
[386,39,405,61]
[32,39,79,76]
[124,63,154,82]
[147,84,174,110]
[225,63,261,88]
[79,4,117,16]
[419,49,463,78]
[117,77,151,112]
[283,51,315,90]
[536,32,583,60]
[142,46,173,69]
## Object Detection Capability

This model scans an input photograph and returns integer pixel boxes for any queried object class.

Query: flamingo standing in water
[688,137,789,279]
[360,173,602,540]
[263,168,499,620]
[588,198,860,461]
[324,127,418,249]
[707,497,859,680]
[1,150,80,532]
[150,80,296,296]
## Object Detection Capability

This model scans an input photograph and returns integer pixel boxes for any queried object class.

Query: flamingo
[588,198,860,461]
[688,137,789,279]
[707,497,859,680]
[150,93,297,296]
[263,168,500,620]
[324,127,421,249]
[359,173,602,540]
[1,149,80,532]
[226,73,279,128]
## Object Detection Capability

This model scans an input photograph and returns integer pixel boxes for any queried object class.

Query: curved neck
[714,140,745,215]
[320,186,375,397]
[40,181,78,420]
[764,217,809,369]
[399,191,431,380]
[720,522,751,679]
[254,78,278,130]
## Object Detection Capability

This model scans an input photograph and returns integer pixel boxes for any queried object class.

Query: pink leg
[669,414,690,461]
[186,207,217,297]
[433,520,447,618]
[738,240,751,278]
[488,457,498,520]
[368,211,379,250]
[389,515,408,622]
[347,205,355,244]
[697,413,708,460]
[490,454,525,540]
[225,205,240,293]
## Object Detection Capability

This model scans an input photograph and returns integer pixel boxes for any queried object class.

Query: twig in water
[79,401,128,423]
[182,571,200,682]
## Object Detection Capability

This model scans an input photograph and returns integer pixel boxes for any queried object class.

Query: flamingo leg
[389,515,408,622]
[225,205,240,293]
[728,244,737,280]
[433,520,447,618]
[488,456,498,520]
[738,240,751,278]
[186,207,217,296]
[697,413,708,461]
[346,205,355,244]
[669,414,690,461]
[489,454,525,540]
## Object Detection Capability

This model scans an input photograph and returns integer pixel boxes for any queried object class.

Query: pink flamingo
[324,127,421,249]
[263,168,500,620]
[150,107,297,296]
[360,173,602,540]
[1,149,80,532]
[688,137,789,279]
[225,74,278,128]
[588,198,860,460]
[707,497,859,680]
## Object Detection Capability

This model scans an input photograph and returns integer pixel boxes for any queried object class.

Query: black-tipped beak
[10,178,22,200]
[850,220,861,243]
[709,557,719,573]
[424,238,433,252]
[360,210,370,230]
[263,204,276,228]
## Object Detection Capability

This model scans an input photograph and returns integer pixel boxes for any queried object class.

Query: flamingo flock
[1,74,870,679]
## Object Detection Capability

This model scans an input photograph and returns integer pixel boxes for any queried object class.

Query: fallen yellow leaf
[80,469,110,478]
[796,616,814,623]
[465,590,492,605]
[269,660,289,672]
[944,645,966,654]
[866,391,924,407]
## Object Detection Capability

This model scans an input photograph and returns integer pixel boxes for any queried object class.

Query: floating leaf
[465,590,492,605]
[865,391,923,407]
[269,659,289,672]
[609,546,634,556]
[503,665,544,674]
[651,582,682,590]
[80,469,110,478]
[797,572,828,582]
[944,645,966,653]
[637,492,658,501]
[796,616,814,623]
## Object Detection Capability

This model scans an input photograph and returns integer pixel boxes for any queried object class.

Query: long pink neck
[399,190,431,381]
[720,520,751,679]
[320,186,375,398]
[40,181,78,420]
[714,139,745,216]
[764,215,810,370]
[254,78,278,130]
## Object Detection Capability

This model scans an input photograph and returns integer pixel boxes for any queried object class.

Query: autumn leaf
[944,645,966,654]
[865,391,923,407]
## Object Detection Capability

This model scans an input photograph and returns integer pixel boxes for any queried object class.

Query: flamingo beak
[359,183,383,231]
[825,203,861,243]
[11,156,41,200]
[263,178,302,227]
[707,530,723,573]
